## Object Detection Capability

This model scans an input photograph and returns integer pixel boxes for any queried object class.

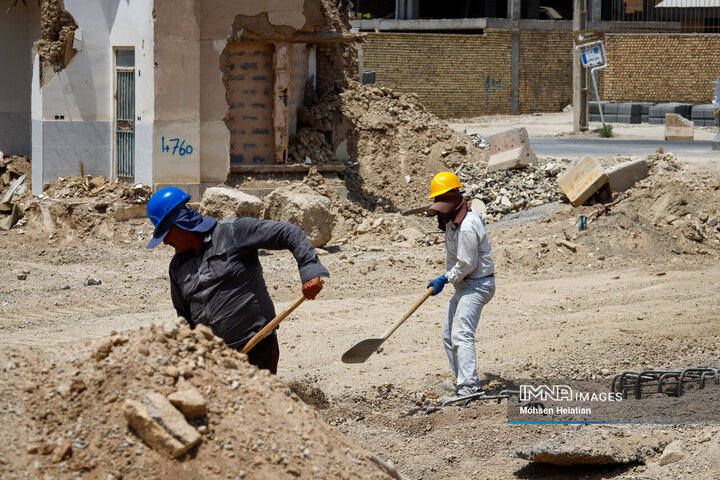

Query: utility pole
[573,0,588,132]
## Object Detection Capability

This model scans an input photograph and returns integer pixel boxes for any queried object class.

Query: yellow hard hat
[429,172,463,198]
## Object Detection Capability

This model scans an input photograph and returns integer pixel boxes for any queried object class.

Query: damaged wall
[0,4,40,156]
[32,0,154,194]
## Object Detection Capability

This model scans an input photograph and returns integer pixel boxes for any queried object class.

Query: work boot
[442,380,458,394]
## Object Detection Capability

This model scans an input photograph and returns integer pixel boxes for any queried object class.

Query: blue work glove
[427,274,448,296]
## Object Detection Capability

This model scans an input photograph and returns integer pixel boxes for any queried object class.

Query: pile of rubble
[456,158,571,220]
[40,175,151,204]
[0,321,393,479]
[1,155,31,192]
[299,81,488,211]
[288,128,335,165]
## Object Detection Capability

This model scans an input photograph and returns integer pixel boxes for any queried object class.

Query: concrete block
[665,114,694,141]
[649,117,664,125]
[617,103,632,114]
[630,104,642,124]
[641,114,649,123]
[604,103,618,114]
[713,130,720,151]
[589,113,601,122]
[556,155,608,207]
[199,186,264,219]
[487,127,537,173]
[123,394,201,458]
[606,159,649,193]
[114,204,146,221]
[615,114,632,124]
[589,101,609,115]
[691,104,716,120]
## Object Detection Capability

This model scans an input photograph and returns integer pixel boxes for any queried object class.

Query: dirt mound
[0,321,391,479]
[300,81,488,212]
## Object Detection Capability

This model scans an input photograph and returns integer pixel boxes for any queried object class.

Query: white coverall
[442,210,495,395]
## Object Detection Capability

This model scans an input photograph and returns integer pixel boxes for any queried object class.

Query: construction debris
[487,127,537,173]
[199,186,264,220]
[606,158,649,193]
[264,183,335,247]
[665,113,694,141]
[556,155,609,207]
[455,158,569,220]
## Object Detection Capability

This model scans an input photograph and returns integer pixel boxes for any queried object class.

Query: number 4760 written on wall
[161,136,194,156]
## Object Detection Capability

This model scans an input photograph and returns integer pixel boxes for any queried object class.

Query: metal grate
[610,0,720,32]
[116,68,135,178]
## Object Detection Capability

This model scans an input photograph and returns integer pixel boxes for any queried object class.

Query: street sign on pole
[577,41,606,68]
[573,28,602,46]
[575,40,608,125]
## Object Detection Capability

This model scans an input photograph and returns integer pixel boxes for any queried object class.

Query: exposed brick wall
[362,31,512,118]
[518,31,574,113]
[601,34,720,104]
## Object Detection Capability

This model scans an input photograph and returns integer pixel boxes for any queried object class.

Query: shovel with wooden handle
[341,286,435,364]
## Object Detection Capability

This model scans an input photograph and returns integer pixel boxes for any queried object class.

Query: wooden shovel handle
[241,279,324,354]
[241,294,306,354]
[380,286,435,339]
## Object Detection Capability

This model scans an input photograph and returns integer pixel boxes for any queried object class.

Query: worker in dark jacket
[145,186,329,374]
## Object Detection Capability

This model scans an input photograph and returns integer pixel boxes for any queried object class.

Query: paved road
[529,138,716,158]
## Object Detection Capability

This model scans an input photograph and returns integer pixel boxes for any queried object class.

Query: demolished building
[1,0,360,196]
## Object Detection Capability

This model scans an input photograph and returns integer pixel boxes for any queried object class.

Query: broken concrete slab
[123,393,201,458]
[487,127,537,173]
[263,184,335,247]
[114,204,146,221]
[199,186,264,220]
[513,427,674,466]
[168,388,207,419]
[556,155,608,207]
[606,159,649,193]
[665,114,694,141]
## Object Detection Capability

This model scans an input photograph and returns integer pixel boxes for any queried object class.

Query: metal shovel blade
[341,338,386,364]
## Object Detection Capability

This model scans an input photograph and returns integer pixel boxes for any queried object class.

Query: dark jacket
[169,217,329,348]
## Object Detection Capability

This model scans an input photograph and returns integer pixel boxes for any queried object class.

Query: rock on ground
[199,186,264,219]
[264,184,335,247]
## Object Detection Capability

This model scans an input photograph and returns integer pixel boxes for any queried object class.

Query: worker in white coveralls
[426,172,495,396]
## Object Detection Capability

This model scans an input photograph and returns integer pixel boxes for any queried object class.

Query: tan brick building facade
[363,30,574,118]
[362,31,720,118]
[601,34,720,104]
[363,31,513,118]
[518,31,574,113]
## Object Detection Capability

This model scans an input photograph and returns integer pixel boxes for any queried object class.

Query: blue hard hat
[147,186,191,228]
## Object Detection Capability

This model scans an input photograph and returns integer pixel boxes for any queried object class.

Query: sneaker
[442,380,458,393]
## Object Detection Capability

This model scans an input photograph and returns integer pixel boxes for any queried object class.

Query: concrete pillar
[588,0,602,21]
[273,43,290,164]
[407,0,419,19]
[507,0,521,19]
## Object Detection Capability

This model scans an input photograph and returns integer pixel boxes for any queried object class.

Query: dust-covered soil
[3,145,720,479]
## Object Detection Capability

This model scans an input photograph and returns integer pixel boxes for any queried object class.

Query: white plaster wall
[110,0,155,185]
[33,0,154,190]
